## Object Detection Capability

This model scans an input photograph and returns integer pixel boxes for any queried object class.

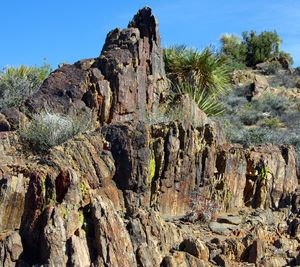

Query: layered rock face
[0,7,300,267]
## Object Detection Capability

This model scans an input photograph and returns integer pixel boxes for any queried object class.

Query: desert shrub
[219,34,247,71]
[239,110,262,125]
[261,117,283,128]
[258,93,290,115]
[138,106,184,125]
[281,112,300,129]
[223,93,248,107]
[219,30,293,68]
[269,73,297,88]
[224,124,300,150]
[20,111,91,151]
[0,63,52,110]
[230,127,272,147]
[184,190,219,223]
[242,30,281,66]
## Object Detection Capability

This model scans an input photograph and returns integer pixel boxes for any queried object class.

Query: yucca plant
[163,45,229,94]
[164,45,229,116]
[172,82,225,116]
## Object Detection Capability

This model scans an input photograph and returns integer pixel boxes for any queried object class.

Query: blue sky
[1,0,300,68]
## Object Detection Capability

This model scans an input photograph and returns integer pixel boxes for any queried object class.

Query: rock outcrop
[1,7,167,130]
[0,7,299,267]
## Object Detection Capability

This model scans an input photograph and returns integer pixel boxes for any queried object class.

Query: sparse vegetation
[19,111,91,151]
[185,190,219,223]
[261,117,283,128]
[216,81,300,166]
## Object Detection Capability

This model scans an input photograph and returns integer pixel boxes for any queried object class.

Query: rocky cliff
[0,7,300,267]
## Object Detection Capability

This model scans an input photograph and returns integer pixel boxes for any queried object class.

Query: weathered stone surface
[254,74,269,94]
[25,64,91,115]
[91,195,136,267]
[179,238,209,261]
[209,222,238,235]
[129,209,183,266]
[182,95,209,126]
[67,235,91,267]
[99,7,167,122]
[262,256,287,267]
[217,215,243,225]
[243,239,265,264]
[161,251,210,267]
[0,173,26,232]
[0,231,23,267]
[244,145,298,209]
[0,108,24,131]
[0,113,10,131]
[102,119,227,217]
[102,122,150,192]
[216,144,247,210]
[0,7,299,267]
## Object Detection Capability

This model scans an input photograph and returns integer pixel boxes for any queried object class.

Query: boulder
[244,145,298,209]
[179,238,209,261]
[0,231,23,267]
[161,251,209,267]
[0,113,10,131]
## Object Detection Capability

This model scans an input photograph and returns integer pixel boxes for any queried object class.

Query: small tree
[242,30,281,66]
[219,30,293,68]
[220,34,247,64]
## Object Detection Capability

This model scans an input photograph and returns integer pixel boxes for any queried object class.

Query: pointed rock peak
[128,6,159,42]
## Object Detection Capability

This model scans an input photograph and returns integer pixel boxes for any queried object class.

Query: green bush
[219,30,293,68]
[219,34,247,71]
[258,93,290,115]
[0,63,52,110]
[20,111,91,151]
[261,117,283,128]
[239,110,262,125]
[242,30,281,66]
